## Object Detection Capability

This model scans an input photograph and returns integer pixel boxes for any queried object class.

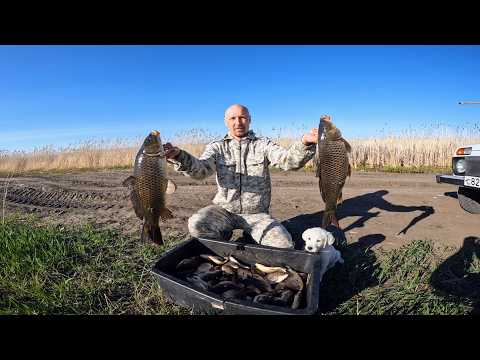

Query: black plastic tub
[151,237,326,315]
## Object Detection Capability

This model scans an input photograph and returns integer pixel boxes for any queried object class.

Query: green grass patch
[268,164,450,174]
[354,165,451,174]
[319,239,479,315]
[1,216,478,315]
[0,215,189,315]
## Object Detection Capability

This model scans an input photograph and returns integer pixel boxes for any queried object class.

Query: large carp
[315,115,351,229]
[123,130,176,245]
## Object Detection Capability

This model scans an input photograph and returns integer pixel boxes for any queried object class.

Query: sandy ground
[1,169,478,251]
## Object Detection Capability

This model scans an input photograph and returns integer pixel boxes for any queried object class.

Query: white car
[436,144,480,213]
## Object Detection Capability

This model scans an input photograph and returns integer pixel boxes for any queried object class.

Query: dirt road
[1,169,477,250]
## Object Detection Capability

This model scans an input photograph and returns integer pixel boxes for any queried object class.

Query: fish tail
[151,226,163,245]
[322,209,338,228]
[160,207,174,220]
[142,223,164,245]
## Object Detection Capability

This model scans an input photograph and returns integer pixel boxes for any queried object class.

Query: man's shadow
[430,236,480,314]
[282,190,435,249]
[278,190,434,313]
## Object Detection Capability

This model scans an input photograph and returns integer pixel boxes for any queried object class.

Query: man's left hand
[302,128,318,146]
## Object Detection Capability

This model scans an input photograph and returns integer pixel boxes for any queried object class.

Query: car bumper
[436,174,464,186]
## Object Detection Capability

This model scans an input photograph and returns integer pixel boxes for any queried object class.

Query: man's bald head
[224,104,251,121]
[224,104,251,139]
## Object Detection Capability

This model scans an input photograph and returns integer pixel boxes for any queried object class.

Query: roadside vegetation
[1,215,478,315]
[1,126,479,175]
[0,215,188,315]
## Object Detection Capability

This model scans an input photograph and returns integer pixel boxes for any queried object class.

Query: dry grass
[272,126,480,172]
[1,126,479,174]
[348,130,480,171]
[0,139,142,174]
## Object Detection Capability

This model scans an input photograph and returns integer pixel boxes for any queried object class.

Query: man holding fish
[163,104,350,249]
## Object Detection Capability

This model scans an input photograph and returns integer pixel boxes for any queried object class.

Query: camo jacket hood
[168,130,316,214]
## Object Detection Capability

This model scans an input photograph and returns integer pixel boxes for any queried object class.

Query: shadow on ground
[279,190,435,313]
[316,233,385,313]
[444,191,458,199]
[430,236,480,314]
[282,190,435,249]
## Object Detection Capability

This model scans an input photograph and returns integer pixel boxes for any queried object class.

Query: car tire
[458,186,480,214]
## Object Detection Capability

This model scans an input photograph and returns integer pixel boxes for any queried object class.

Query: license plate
[464,176,480,188]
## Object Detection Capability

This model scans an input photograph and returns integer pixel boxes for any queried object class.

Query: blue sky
[1,45,479,151]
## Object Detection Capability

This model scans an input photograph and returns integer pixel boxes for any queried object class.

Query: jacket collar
[224,130,257,141]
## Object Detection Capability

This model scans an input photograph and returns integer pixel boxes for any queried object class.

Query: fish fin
[318,180,327,203]
[319,189,326,203]
[130,190,144,220]
[314,148,322,178]
[160,207,174,220]
[314,155,321,178]
[337,192,343,205]
[166,179,177,194]
[122,176,136,188]
[331,215,340,228]
[142,223,164,245]
[348,163,352,177]
[341,138,352,153]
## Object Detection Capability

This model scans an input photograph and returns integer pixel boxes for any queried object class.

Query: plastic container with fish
[150,237,327,315]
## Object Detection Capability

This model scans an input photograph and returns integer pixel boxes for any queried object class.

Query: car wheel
[458,186,480,214]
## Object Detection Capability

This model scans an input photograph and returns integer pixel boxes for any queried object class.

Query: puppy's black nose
[306,246,313,251]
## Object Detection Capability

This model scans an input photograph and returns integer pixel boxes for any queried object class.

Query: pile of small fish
[175,254,308,309]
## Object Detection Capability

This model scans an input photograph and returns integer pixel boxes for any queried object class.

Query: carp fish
[315,115,351,229]
[123,130,176,245]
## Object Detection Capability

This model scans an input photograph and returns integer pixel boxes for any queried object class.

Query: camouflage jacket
[168,131,316,214]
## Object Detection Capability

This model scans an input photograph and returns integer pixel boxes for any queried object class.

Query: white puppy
[302,227,344,280]
[302,227,336,253]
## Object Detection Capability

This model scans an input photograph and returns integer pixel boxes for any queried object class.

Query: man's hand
[320,114,332,123]
[301,115,333,145]
[163,143,181,160]
[302,128,318,146]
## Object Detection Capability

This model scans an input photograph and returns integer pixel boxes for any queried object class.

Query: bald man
[164,104,322,249]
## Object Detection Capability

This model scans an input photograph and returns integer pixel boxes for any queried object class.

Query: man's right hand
[163,143,181,160]
[320,114,332,123]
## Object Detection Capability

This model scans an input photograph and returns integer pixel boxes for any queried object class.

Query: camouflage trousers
[188,205,294,249]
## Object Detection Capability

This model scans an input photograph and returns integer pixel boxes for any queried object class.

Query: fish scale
[315,117,351,229]
[123,131,175,245]
[135,154,168,211]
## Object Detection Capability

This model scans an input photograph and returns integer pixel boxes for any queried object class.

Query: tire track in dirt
[4,169,476,249]
[4,184,130,211]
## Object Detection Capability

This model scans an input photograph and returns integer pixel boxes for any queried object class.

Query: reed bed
[348,126,480,172]
[0,139,142,174]
[1,126,479,174]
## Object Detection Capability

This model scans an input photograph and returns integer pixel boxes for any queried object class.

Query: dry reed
[1,126,479,174]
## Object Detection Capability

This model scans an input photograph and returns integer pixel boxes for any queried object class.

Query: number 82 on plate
[464,176,480,188]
